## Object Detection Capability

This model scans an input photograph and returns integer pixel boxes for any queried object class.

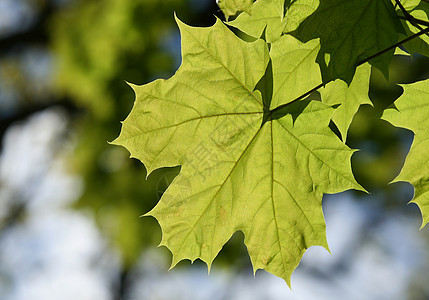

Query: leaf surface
[283,0,319,33]
[398,0,421,11]
[382,79,429,227]
[113,17,363,284]
[217,0,254,20]
[227,0,318,43]
[114,17,268,173]
[320,63,372,141]
[292,0,403,84]
[270,35,321,107]
[228,0,285,43]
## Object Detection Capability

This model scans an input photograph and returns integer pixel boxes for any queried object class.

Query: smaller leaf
[228,0,285,43]
[320,63,372,141]
[381,79,429,228]
[217,0,254,20]
[283,0,319,33]
[227,0,318,43]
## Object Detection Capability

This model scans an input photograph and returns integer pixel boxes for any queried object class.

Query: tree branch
[397,15,429,27]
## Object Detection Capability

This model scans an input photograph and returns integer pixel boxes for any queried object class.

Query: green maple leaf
[283,0,319,33]
[292,0,403,84]
[217,0,254,20]
[227,0,318,43]
[227,0,285,43]
[320,63,373,141]
[113,17,363,284]
[382,79,429,228]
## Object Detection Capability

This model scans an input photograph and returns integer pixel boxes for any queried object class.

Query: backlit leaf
[227,0,318,43]
[227,0,285,43]
[320,63,372,141]
[217,0,254,20]
[382,79,429,227]
[113,17,363,284]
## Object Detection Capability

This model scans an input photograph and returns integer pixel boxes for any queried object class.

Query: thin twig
[397,15,429,27]
[358,26,429,65]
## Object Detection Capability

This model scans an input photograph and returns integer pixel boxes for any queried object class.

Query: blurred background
[1,0,429,299]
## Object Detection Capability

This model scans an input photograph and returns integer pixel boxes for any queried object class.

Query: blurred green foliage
[50,0,207,268]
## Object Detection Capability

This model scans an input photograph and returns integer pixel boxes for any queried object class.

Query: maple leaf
[227,0,285,43]
[283,0,319,33]
[292,0,404,84]
[113,17,363,284]
[320,63,373,141]
[217,0,254,20]
[381,79,429,228]
[227,0,318,43]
